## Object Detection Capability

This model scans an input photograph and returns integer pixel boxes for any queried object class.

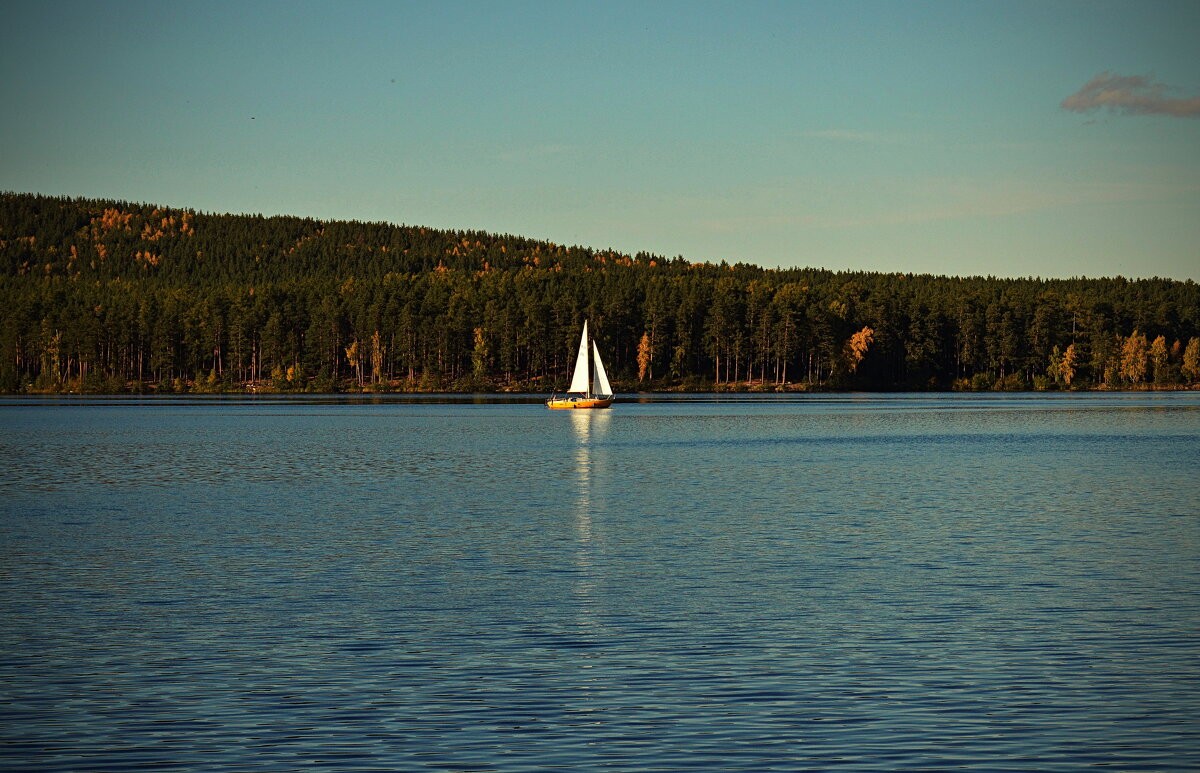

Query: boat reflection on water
[569,408,610,635]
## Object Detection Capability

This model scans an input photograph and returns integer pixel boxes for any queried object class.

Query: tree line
[2,191,1198,393]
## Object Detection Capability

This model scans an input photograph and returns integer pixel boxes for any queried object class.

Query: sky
[2,0,1198,280]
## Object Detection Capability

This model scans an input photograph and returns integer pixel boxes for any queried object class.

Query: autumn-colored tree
[1149,335,1168,384]
[1119,330,1149,385]
[1060,343,1077,387]
[637,331,652,381]
[1183,338,1200,384]
[844,326,874,374]
[344,339,361,385]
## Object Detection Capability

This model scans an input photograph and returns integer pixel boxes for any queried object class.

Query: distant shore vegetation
[2,192,1198,395]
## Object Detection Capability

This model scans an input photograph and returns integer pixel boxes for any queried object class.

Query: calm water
[2,393,1198,771]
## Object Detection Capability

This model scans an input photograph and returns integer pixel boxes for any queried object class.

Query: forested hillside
[2,192,1198,393]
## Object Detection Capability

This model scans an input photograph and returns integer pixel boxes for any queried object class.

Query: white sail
[567,320,590,394]
[592,340,613,397]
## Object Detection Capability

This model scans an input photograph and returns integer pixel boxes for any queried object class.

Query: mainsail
[567,320,591,394]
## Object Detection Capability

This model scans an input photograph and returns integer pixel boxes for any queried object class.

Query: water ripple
[2,394,1199,770]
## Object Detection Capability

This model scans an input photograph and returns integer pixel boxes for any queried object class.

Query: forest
[2,191,1198,394]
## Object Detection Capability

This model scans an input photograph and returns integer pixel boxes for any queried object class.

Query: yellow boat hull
[546,397,614,410]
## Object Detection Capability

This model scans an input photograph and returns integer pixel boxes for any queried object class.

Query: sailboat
[547,321,615,409]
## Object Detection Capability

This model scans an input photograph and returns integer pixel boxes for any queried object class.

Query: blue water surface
[2,392,1198,770]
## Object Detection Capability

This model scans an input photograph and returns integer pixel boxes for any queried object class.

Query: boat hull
[546,397,614,410]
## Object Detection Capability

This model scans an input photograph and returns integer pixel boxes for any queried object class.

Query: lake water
[2,392,1198,770]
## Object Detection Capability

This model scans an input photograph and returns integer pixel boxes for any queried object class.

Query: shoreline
[7,380,1197,397]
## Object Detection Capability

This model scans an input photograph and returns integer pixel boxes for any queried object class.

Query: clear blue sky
[3,0,1198,280]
